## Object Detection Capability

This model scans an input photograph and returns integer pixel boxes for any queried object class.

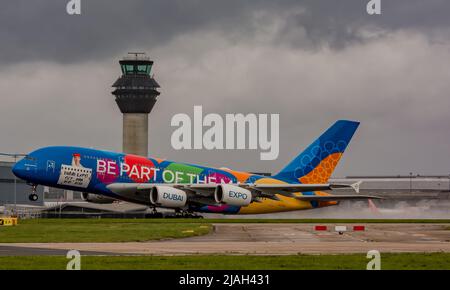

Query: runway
[0,245,115,256]
[1,223,449,256]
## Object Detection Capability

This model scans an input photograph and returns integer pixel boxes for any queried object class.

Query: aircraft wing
[250,181,362,193]
[249,181,375,201]
[294,194,383,201]
[106,181,364,198]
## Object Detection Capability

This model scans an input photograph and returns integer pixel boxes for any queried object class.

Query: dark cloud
[1,1,450,66]
[0,0,268,65]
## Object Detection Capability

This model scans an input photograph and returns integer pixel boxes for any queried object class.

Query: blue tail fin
[275,120,360,184]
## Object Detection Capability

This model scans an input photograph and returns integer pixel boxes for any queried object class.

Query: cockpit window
[24,155,37,161]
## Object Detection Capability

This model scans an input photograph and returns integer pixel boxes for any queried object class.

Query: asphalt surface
[0,223,449,256]
[0,245,115,256]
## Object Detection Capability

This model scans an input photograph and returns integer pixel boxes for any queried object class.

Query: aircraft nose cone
[12,160,25,179]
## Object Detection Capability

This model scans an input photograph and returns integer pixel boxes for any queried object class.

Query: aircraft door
[46,160,56,175]
[23,156,38,174]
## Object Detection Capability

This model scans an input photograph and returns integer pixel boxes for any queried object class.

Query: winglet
[350,181,362,194]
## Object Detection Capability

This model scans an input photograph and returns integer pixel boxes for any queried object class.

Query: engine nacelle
[150,186,187,208]
[81,193,115,204]
[214,184,252,206]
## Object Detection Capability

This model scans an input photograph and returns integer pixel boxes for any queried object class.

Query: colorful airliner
[12,120,379,215]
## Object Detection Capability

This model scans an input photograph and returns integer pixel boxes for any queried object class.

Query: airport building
[0,160,41,205]
[0,157,77,206]
[330,176,450,200]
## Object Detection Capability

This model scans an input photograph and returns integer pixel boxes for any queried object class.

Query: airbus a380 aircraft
[12,120,379,215]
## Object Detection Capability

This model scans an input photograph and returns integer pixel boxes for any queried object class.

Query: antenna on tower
[127,52,149,61]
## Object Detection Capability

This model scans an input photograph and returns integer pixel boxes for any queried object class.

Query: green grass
[0,218,448,243]
[0,219,211,242]
[0,253,449,270]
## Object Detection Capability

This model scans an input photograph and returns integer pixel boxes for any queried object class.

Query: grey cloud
[0,0,269,65]
[1,1,450,66]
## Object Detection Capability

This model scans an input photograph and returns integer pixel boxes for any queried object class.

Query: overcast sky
[0,0,449,176]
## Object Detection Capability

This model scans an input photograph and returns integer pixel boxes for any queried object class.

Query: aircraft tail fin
[274,120,360,184]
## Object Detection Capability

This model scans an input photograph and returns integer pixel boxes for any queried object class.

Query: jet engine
[81,193,116,204]
[214,184,252,206]
[150,186,187,208]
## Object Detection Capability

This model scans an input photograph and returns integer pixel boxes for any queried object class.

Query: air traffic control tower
[112,53,160,156]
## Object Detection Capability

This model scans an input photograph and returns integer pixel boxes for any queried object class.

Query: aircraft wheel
[28,193,39,202]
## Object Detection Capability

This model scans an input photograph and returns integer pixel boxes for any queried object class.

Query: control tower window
[137,65,151,75]
[120,64,134,75]
[121,64,152,75]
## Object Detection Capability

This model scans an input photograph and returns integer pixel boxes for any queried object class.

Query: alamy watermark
[63,249,380,270]
[66,0,81,15]
[66,1,380,16]
[171,106,279,161]
[366,250,381,270]
[367,0,381,15]
[66,250,81,270]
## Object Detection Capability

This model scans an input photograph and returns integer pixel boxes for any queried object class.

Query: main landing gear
[147,207,203,218]
[147,206,163,218]
[28,184,38,202]
[172,209,204,219]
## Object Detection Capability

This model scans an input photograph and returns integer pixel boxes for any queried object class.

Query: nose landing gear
[28,184,39,202]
